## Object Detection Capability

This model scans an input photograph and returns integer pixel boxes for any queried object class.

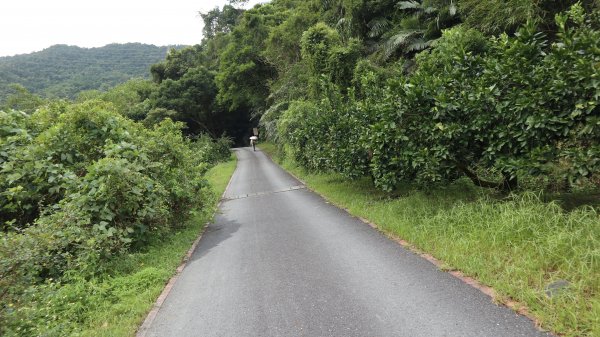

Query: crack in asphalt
[223,184,306,201]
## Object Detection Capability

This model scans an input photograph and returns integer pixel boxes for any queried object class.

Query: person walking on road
[250,135,258,151]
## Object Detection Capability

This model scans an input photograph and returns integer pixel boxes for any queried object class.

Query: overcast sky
[0,0,265,57]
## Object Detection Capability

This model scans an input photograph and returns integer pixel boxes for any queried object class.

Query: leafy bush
[190,134,233,166]
[277,99,322,169]
[281,5,600,192]
[300,23,363,96]
[1,101,135,230]
[277,82,372,179]
[0,99,231,335]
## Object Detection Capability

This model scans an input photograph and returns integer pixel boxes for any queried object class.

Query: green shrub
[0,99,231,335]
[366,5,600,191]
[1,101,135,230]
[277,82,373,179]
[191,134,233,165]
[275,5,599,193]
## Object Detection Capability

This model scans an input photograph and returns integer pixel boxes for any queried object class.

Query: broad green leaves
[274,5,600,192]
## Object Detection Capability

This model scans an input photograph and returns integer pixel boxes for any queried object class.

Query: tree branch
[454,161,502,189]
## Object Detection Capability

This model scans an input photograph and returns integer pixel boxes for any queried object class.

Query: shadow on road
[189,214,241,262]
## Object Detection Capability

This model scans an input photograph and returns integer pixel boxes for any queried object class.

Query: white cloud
[0,0,265,56]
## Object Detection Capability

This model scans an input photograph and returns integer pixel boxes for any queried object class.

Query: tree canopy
[147,0,597,193]
[37,0,595,191]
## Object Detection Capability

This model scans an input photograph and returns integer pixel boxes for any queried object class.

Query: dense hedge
[0,101,231,334]
[275,5,600,192]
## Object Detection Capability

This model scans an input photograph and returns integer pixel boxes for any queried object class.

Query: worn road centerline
[223,184,306,201]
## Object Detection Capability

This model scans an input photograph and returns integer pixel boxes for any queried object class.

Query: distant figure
[250,136,258,151]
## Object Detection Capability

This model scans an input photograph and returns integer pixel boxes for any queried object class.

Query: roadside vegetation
[0,98,234,336]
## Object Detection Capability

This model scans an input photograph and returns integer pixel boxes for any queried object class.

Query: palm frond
[396,1,421,10]
[405,38,432,52]
[383,30,423,59]
[367,17,392,38]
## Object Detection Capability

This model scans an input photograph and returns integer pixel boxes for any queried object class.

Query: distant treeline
[0,43,183,101]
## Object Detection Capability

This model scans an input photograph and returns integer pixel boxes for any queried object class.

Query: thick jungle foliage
[276,5,600,192]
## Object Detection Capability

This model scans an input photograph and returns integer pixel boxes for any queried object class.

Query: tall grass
[260,143,600,337]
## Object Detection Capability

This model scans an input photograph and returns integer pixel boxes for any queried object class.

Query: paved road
[143,147,551,337]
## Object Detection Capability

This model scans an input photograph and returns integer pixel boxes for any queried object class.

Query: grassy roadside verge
[61,155,236,337]
[259,143,599,337]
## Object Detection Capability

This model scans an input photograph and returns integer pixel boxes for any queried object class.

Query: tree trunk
[501,171,518,192]
[455,162,518,192]
[455,162,502,189]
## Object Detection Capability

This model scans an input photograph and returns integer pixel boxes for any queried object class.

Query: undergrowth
[2,155,236,337]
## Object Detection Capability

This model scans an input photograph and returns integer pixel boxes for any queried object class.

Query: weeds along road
[141,147,551,337]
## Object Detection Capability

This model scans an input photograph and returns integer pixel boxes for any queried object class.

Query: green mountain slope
[0,43,180,100]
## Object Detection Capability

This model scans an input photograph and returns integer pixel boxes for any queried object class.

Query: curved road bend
[142,147,551,337]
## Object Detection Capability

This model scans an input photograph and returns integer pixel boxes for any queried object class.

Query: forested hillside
[0,43,178,100]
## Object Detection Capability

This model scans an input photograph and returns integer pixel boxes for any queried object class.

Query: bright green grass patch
[205,153,237,197]
[260,143,600,337]
[6,156,237,337]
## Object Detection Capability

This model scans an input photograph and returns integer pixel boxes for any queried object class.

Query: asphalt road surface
[142,147,551,337]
